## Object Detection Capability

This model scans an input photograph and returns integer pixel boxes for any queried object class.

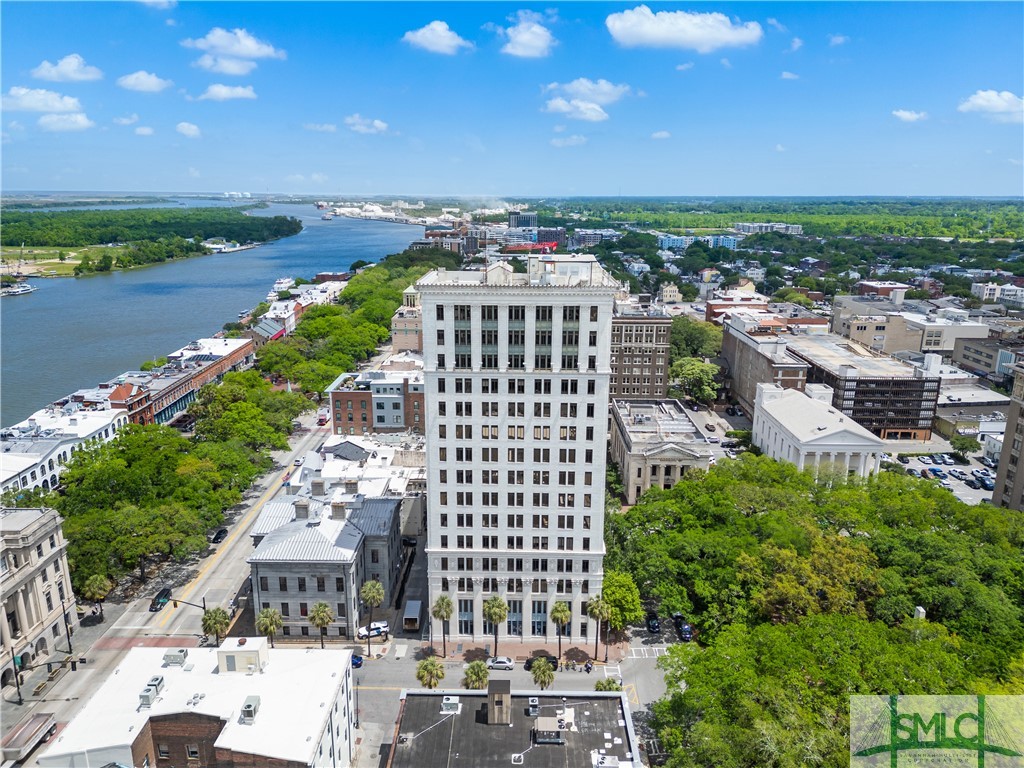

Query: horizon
[2,2,1022,197]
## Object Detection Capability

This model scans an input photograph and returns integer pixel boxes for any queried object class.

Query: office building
[508,210,538,228]
[327,361,425,436]
[995,362,1024,511]
[610,294,672,399]
[720,313,810,415]
[953,337,1024,387]
[417,255,618,644]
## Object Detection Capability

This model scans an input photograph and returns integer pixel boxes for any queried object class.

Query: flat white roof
[167,337,251,360]
[760,389,886,446]
[38,642,351,766]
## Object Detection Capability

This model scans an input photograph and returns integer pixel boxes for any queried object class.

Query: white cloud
[957,90,1024,124]
[676,62,694,72]
[114,113,139,125]
[1009,158,1022,166]
[553,124,566,133]
[544,97,609,122]
[31,53,103,82]
[402,21,473,55]
[775,143,786,152]
[551,134,587,147]
[188,166,200,178]
[781,71,799,80]
[285,173,305,184]
[606,6,762,53]
[500,10,557,58]
[38,113,94,132]
[767,18,786,33]
[720,58,732,69]
[176,121,200,138]
[198,84,257,101]
[344,114,388,134]
[828,34,849,46]
[892,109,928,123]
[138,0,176,8]
[194,54,258,75]
[3,87,81,112]
[165,18,177,27]
[310,172,329,184]
[790,37,803,52]
[135,126,154,135]
[651,130,671,139]
[182,27,285,60]
[545,77,630,106]
[8,121,24,131]
[304,123,337,132]
[117,70,173,92]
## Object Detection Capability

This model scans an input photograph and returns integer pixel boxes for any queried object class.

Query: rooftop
[612,400,716,451]
[248,513,362,564]
[417,255,618,290]
[785,334,928,379]
[388,690,639,768]
[758,387,886,446]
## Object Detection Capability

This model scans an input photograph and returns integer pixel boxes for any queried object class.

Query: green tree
[669,358,720,404]
[81,574,113,616]
[359,580,385,656]
[432,594,454,658]
[549,601,572,664]
[595,678,622,692]
[669,316,723,362]
[202,607,231,646]
[463,660,489,690]
[602,571,645,632]
[950,434,981,460]
[416,657,446,689]
[309,602,334,649]
[587,594,612,661]
[530,657,555,690]
[256,607,283,648]
[482,595,509,657]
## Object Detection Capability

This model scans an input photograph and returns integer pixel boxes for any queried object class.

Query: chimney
[311,478,325,496]
[331,501,347,521]
[487,679,512,725]
[294,498,309,520]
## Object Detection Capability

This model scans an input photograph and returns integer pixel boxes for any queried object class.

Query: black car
[524,655,559,672]
[965,478,981,489]
[401,536,417,547]
[672,613,694,641]
[211,528,228,544]
[646,612,661,633]
[897,455,910,464]
[149,588,172,612]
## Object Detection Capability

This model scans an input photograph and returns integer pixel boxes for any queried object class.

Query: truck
[402,600,422,633]
[1,712,56,762]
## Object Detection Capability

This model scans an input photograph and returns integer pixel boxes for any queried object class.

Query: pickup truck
[1,712,56,762]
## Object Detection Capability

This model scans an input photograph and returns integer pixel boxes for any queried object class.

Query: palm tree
[255,607,283,648]
[587,594,611,661]
[81,574,113,617]
[549,601,571,665]
[202,607,231,646]
[359,580,385,657]
[309,602,334,649]
[530,657,555,690]
[416,657,446,689]
[482,596,508,657]
[595,678,622,692]
[463,660,489,690]
[431,594,454,658]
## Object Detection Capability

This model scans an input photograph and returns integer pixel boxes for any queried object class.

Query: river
[0,203,423,426]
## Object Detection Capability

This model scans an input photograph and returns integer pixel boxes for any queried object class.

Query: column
[570,579,585,644]
[858,452,869,477]
[1,609,12,656]
[796,450,806,471]
[15,592,29,637]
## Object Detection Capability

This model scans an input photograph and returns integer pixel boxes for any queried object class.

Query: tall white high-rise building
[417,255,619,644]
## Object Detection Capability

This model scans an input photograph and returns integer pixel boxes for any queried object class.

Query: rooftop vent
[440,695,462,715]
[241,695,260,723]
[163,649,188,666]
[139,687,157,708]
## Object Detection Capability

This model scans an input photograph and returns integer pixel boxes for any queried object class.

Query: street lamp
[9,654,24,705]
[60,596,73,654]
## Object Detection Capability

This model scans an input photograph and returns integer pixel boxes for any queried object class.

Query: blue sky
[2,1,1022,197]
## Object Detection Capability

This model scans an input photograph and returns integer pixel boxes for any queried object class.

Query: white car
[918,456,932,465]
[356,621,390,639]
[486,656,515,670]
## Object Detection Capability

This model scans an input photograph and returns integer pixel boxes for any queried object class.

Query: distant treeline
[0,207,302,247]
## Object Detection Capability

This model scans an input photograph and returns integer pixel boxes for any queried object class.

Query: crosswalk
[626,645,669,659]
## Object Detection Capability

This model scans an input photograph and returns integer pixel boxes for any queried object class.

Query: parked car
[524,655,559,671]
[401,536,418,547]
[672,613,694,641]
[931,468,947,479]
[646,612,661,633]
[980,479,995,491]
[294,457,304,466]
[965,478,981,489]
[705,423,716,432]
[907,468,921,477]
[707,436,720,444]
[356,621,390,639]
[211,528,228,544]
[940,481,953,489]
[950,470,968,481]
[351,654,364,669]
[979,457,997,468]
[972,468,992,479]
[939,455,955,466]
[897,455,910,464]
[918,456,932,464]
[149,588,172,612]
[486,656,515,670]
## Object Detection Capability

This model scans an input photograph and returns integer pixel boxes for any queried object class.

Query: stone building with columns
[1,507,77,690]
[752,383,886,477]
[417,254,618,646]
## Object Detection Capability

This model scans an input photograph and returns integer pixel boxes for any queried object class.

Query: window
[336,577,345,592]
[317,576,326,592]
[187,746,200,759]
[371,549,380,564]
[158,744,170,759]
[279,576,288,591]
[300,602,309,617]
[298,577,306,592]
[436,305,445,320]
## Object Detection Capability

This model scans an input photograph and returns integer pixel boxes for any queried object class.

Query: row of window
[438,305,600,323]
[436,424,596,441]
[436,354,596,370]
[438,492,592,509]
[259,576,345,593]
[438,535,590,550]
[437,377,596,395]
[437,401,596,418]
[440,556,590,572]
[437,447,596,464]
[439,470,594,486]
[439,513,592,529]
[438,578,591,594]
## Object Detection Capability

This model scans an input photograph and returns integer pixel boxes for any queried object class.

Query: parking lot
[892,452,995,505]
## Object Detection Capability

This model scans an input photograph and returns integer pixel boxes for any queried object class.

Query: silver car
[486,656,515,670]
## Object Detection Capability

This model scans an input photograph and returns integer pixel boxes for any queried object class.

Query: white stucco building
[752,383,886,477]
[417,255,618,644]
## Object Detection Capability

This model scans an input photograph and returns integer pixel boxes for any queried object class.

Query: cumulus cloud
[183,27,285,60]
[720,58,732,69]
[304,123,337,132]
[135,126,154,135]
[188,166,200,178]
[828,34,849,46]
[551,134,587,147]
[38,113,94,131]
[767,18,786,33]
[790,37,803,52]
[138,0,176,8]
[31,54,103,82]
[198,84,257,101]
[285,173,306,184]
[892,109,928,123]
[194,54,257,75]
[651,130,671,139]
[781,71,799,80]
[344,114,388,134]
[117,70,173,92]
[402,21,473,54]
[606,6,762,53]
[114,114,139,125]
[176,121,200,138]
[310,172,329,184]
[545,77,630,106]
[775,143,786,152]
[499,10,557,58]
[544,97,609,122]
[957,90,1024,124]
[676,62,694,72]
[3,87,81,112]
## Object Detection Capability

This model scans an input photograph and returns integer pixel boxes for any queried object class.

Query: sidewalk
[412,635,632,668]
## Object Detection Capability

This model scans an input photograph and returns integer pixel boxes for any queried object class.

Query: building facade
[418,255,618,644]
[1,507,77,689]
[720,314,810,415]
[327,368,425,436]
[609,298,672,399]
[995,362,1024,512]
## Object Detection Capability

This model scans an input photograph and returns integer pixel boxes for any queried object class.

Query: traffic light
[46,663,53,673]
[70,661,77,671]
[173,600,179,608]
